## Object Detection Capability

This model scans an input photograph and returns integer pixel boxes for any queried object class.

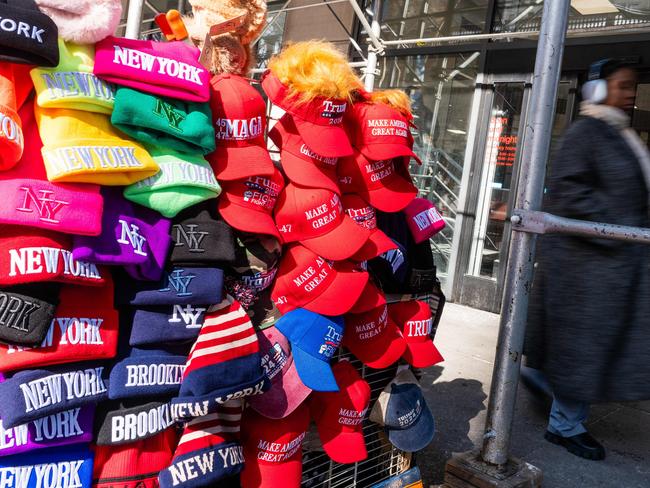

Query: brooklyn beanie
[0,361,109,428]
[31,39,115,114]
[0,0,59,67]
[34,0,122,45]
[93,427,179,488]
[94,37,210,103]
[112,87,215,154]
[0,278,118,372]
[34,106,159,185]
[128,305,205,347]
[94,400,174,446]
[0,65,23,170]
[0,283,59,346]
[123,147,221,218]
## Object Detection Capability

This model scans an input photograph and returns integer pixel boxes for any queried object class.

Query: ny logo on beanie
[173,224,208,253]
[159,269,195,297]
[116,220,147,257]
[16,187,70,225]
[153,98,186,133]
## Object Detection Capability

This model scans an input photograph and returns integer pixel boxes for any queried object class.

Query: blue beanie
[128,306,205,346]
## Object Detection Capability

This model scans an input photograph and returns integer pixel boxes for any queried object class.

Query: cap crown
[384,382,426,430]
[222,169,284,215]
[338,153,402,193]
[345,304,390,346]
[393,301,433,343]
[276,309,343,364]
[347,103,411,150]
[343,195,378,231]
[271,117,339,168]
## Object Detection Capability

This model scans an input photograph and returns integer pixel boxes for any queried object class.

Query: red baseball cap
[261,71,353,158]
[240,404,310,488]
[388,300,444,368]
[342,194,397,261]
[404,198,446,244]
[336,260,386,314]
[310,361,370,464]
[338,151,418,213]
[208,74,275,181]
[218,167,285,239]
[271,244,368,316]
[343,304,407,369]
[274,183,370,261]
[268,115,340,194]
[345,101,422,164]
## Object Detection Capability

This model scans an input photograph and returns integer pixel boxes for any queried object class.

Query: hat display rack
[0,1,447,488]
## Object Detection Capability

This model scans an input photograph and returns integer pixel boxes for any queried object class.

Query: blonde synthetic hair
[268,41,363,104]
[367,89,412,118]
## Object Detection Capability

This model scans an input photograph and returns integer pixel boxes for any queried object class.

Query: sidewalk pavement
[418,303,650,488]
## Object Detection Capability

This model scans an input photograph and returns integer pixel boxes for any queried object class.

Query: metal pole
[363,0,382,91]
[347,0,383,53]
[125,0,145,39]
[480,0,571,466]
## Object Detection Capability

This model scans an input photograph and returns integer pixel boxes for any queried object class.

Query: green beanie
[112,87,216,155]
[124,146,221,218]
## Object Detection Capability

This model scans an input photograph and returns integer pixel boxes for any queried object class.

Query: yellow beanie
[30,39,115,114]
[35,104,159,185]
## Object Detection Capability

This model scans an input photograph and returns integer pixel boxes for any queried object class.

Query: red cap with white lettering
[274,183,370,261]
[208,74,275,181]
[388,300,444,368]
[343,304,407,369]
[309,360,370,464]
[261,71,353,158]
[404,198,446,244]
[271,244,368,316]
[338,150,418,213]
[268,115,340,194]
[345,101,422,164]
[240,403,310,488]
[342,194,397,262]
[218,167,285,239]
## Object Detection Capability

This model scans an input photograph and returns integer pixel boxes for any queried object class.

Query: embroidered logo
[16,187,69,224]
[0,293,40,332]
[153,98,186,132]
[168,304,205,328]
[116,220,148,257]
[318,324,342,358]
[173,224,208,253]
[160,269,196,297]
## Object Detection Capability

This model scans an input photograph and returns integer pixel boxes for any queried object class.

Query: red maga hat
[335,260,386,314]
[310,361,371,464]
[342,194,397,261]
[343,304,407,369]
[338,151,418,213]
[268,115,340,194]
[274,183,370,261]
[261,71,353,158]
[388,300,444,368]
[218,167,285,239]
[345,101,422,164]
[208,74,275,181]
[271,244,368,316]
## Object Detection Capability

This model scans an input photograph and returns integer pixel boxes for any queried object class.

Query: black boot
[544,430,606,461]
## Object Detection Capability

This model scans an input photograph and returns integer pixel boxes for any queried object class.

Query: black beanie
[0,282,60,346]
[0,0,59,66]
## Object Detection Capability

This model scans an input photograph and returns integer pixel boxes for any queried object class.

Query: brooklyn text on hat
[404,198,446,244]
[0,365,108,428]
[274,183,370,260]
[388,301,443,368]
[129,305,205,347]
[94,37,210,102]
[271,244,368,316]
[0,0,59,67]
[342,194,398,262]
[0,288,58,346]
[0,406,94,457]
[95,401,174,445]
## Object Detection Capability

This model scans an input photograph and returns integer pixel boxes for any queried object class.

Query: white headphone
[581,59,612,104]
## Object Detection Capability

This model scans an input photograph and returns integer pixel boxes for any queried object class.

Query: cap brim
[249,360,312,419]
[350,228,398,262]
[360,176,418,213]
[346,318,407,369]
[281,151,340,194]
[292,346,339,392]
[403,341,444,368]
[304,266,369,316]
[387,405,435,452]
[241,457,303,488]
[318,427,368,464]
[294,118,353,158]
[349,279,386,314]
[218,198,280,239]
[301,215,371,261]
[361,144,422,165]
[208,144,275,181]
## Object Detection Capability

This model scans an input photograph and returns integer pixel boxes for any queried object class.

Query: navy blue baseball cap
[369,368,435,452]
[275,309,344,392]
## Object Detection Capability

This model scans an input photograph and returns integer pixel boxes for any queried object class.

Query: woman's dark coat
[525,116,650,403]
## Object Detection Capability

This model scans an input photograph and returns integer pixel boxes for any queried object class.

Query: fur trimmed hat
[35,0,122,45]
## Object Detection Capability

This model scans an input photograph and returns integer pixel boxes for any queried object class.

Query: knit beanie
[159,402,244,488]
[0,225,106,287]
[94,37,210,103]
[170,204,236,266]
[0,278,118,372]
[93,427,179,488]
[0,361,109,428]
[171,297,268,422]
[128,305,205,347]
[34,0,122,45]
[0,0,59,67]
[94,400,174,446]
[0,65,23,171]
[0,406,94,457]
[34,105,159,185]
[0,97,104,236]
[31,39,115,114]
[112,87,215,154]
[123,147,221,218]
[0,283,60,346]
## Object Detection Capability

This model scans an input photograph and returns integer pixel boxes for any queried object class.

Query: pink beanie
[94,37,211,103]
[0,96,103,236]
[35,0,122,45]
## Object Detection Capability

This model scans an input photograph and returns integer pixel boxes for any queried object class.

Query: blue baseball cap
[369,368,435,452]
[275,309,344,392]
